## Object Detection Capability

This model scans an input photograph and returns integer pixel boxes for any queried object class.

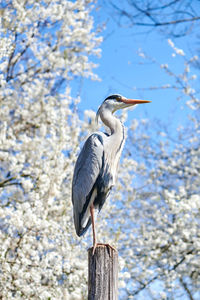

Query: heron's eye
[116,96,122,102]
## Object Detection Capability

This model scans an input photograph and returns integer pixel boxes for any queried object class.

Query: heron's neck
[100,109,125,183]
[100,109,123,135]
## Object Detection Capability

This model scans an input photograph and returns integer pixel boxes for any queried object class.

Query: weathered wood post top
[88,244,118,300]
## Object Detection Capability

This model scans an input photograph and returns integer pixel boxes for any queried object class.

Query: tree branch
[132,16,200,27]
[108,0,200,36]
[179,277,194,300]
[0,177,17,188]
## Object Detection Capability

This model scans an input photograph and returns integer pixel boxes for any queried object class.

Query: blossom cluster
[112,43,200,298]
[1,1,200,299]
[0,1,101,299]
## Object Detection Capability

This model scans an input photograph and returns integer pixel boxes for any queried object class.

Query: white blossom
[1,1,200,299]
[0,1,101,299]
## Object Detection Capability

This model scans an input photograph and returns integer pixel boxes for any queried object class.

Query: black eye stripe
[104,94,122,101]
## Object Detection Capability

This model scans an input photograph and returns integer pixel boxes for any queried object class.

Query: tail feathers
[74,204,93,237]
[76,217,91,237]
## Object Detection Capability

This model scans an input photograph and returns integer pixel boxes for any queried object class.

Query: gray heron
[72,94,150,253]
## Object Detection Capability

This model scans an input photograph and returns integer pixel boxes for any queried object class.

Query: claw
[92,243,116,256]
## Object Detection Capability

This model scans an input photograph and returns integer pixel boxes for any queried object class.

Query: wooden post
[88,245,118,300]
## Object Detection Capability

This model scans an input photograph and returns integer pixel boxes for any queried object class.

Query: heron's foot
[92,243,117,255]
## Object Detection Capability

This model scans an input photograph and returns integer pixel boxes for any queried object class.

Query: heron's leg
[90,204,97,255]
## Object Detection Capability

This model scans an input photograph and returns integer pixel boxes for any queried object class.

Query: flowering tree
[1,1,200,299]
[110,42,200,299]
[0,1,101,299]
[79,43,200,299]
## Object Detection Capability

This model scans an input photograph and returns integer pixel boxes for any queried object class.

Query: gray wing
[72,133,104,236]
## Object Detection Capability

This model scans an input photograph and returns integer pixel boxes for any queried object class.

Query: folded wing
[72,133,104,236]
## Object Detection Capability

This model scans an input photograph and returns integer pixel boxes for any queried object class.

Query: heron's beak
[121,98,151,105]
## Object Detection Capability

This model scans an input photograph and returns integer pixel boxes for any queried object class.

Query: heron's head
[96,94,151,122]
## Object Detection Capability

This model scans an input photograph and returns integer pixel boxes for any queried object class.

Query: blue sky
[71,2,198,132]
